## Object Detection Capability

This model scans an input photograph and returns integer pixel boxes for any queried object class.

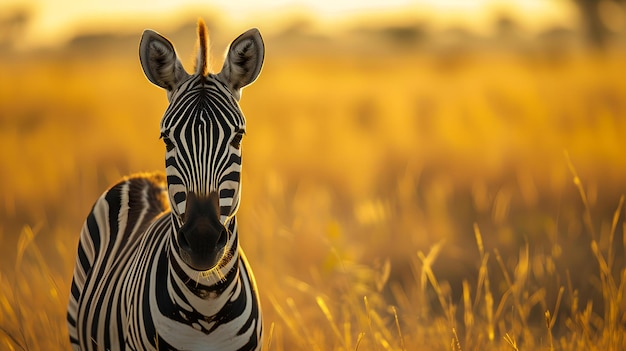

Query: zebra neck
[149,216,245,342]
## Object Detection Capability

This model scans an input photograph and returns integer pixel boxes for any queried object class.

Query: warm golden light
[2,0,626,350]
[4,0,577,49]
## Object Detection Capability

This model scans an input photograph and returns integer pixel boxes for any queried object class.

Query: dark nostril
[177,229,191,251]
[217,228,227,247]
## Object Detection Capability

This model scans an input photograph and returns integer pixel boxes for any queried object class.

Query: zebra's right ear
[139,30,189,91]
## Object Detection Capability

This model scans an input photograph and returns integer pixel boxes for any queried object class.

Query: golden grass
[1,41,626,350]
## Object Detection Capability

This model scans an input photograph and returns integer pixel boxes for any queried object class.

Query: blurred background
[1,0,626,350]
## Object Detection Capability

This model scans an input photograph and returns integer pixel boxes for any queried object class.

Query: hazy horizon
[1,0,579,50]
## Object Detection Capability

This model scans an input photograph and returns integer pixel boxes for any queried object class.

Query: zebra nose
[176,192,227,271]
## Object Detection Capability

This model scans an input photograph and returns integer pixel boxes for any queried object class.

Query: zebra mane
[195,19,209,76]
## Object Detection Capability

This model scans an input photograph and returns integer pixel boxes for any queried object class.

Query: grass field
[1,30,626,350]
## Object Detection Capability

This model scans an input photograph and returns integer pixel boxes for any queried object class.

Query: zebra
[67,19,264,350]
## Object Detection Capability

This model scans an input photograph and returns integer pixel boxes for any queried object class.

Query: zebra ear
[139,30,189,91]
[217,28,264,100]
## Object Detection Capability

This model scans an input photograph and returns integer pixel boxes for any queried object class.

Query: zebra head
[139,20,264,271]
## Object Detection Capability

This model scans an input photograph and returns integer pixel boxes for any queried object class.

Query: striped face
[139,22,264,270]
[160,75,245,225]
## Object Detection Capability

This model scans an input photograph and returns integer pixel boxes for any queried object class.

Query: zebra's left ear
[139,30,189,92]
[217,28,264,100]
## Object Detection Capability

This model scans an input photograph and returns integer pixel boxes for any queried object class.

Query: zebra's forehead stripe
[161,77,244,130]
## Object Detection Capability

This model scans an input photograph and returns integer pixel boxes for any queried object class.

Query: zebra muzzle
[176,192,228,271]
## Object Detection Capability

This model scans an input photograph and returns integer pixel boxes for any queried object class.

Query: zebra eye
[160,133,175,152]
[164,138,175,152]
[230,132,243,150]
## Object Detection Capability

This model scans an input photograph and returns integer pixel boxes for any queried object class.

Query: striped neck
[149,214,245,345]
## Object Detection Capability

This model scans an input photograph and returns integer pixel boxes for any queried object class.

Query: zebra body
[68,20,264,350]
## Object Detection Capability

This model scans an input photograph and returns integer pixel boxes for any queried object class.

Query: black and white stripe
[67,20,265,350]
[160,75,245,223]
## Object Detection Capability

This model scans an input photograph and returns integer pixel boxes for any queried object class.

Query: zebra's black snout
[176,192,227,271]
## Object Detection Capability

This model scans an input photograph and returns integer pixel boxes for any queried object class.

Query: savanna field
[1,22,626,350]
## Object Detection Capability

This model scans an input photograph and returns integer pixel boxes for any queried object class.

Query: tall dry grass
[1,33,625,350]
